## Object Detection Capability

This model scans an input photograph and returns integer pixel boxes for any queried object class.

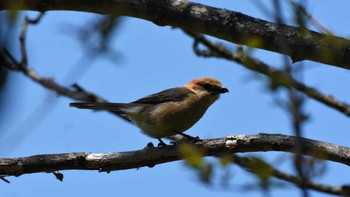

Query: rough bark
[1,133,349,177]
[1,0,350,70]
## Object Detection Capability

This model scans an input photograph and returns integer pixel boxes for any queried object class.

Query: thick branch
[2,0,350,69]
[1,133,350,177]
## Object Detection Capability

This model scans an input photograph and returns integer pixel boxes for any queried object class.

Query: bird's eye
[202,83,213,90]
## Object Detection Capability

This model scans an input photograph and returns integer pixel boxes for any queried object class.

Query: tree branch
[1,133,350,177]
[2,133,350,195]
[4,47,130,120]
[2,0,350,69]
[232,155,350,196]
[2,13,131,122]
[184,31,350,118]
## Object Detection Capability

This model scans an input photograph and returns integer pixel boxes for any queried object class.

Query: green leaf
[249,157,273,181]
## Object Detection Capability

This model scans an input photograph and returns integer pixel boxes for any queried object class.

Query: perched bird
[70,77,228,145]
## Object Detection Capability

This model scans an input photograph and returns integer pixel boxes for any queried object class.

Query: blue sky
[1,0,350,196]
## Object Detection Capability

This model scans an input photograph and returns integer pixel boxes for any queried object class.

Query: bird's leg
[157,138,167,147]
[173,131,201,143]
[144,142,155,149]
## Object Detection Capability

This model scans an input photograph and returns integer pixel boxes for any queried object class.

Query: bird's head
[185,77,229,97]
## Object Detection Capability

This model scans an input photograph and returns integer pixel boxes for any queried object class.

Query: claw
[144,142,155,149]
[191,136,202,143]
[173,131,201,143]
[157,138,167,147]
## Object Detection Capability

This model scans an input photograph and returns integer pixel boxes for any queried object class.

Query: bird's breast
[132,94,218,138]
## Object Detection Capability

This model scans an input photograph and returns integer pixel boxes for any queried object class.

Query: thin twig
[19,13,45,67]
[286,0,333,34]
[4,47,104,101]
[3,17,128,134]
[0,175,10,183]
[1,14,128,154]
[3,14,129,121]
[184,30,350,118]
[232,155,345,196]
[272,1,309,196]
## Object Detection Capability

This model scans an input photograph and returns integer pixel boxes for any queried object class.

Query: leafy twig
[184,30,350,118]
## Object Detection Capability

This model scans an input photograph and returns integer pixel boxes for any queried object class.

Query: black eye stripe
[201,82,213,90]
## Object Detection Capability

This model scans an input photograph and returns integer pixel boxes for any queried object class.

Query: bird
[70,77,228,145]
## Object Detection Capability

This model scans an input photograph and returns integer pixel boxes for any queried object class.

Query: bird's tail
[70,102,133,122]
[70,102,125,111]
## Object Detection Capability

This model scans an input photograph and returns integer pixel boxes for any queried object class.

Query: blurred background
[1,0,350,196]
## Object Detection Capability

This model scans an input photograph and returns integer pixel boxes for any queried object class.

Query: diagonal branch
[2,0,350,69]
[4,47,130,120]
[232,155,349,196]
[184,31,350,118]
[2,14,130,121]
[2,12,106,103]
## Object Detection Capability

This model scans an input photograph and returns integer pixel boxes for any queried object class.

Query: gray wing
[70,87,194,122]
[132,87,194,104]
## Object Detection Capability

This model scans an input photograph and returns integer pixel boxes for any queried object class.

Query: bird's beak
[220,87,229,93]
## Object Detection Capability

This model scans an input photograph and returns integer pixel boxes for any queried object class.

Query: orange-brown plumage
[70,77,228,142]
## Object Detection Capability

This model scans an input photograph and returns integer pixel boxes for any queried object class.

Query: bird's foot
[157,138,168,147]
[175,132,201,143]
[186,135,202,143]
[144,142,155,149]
